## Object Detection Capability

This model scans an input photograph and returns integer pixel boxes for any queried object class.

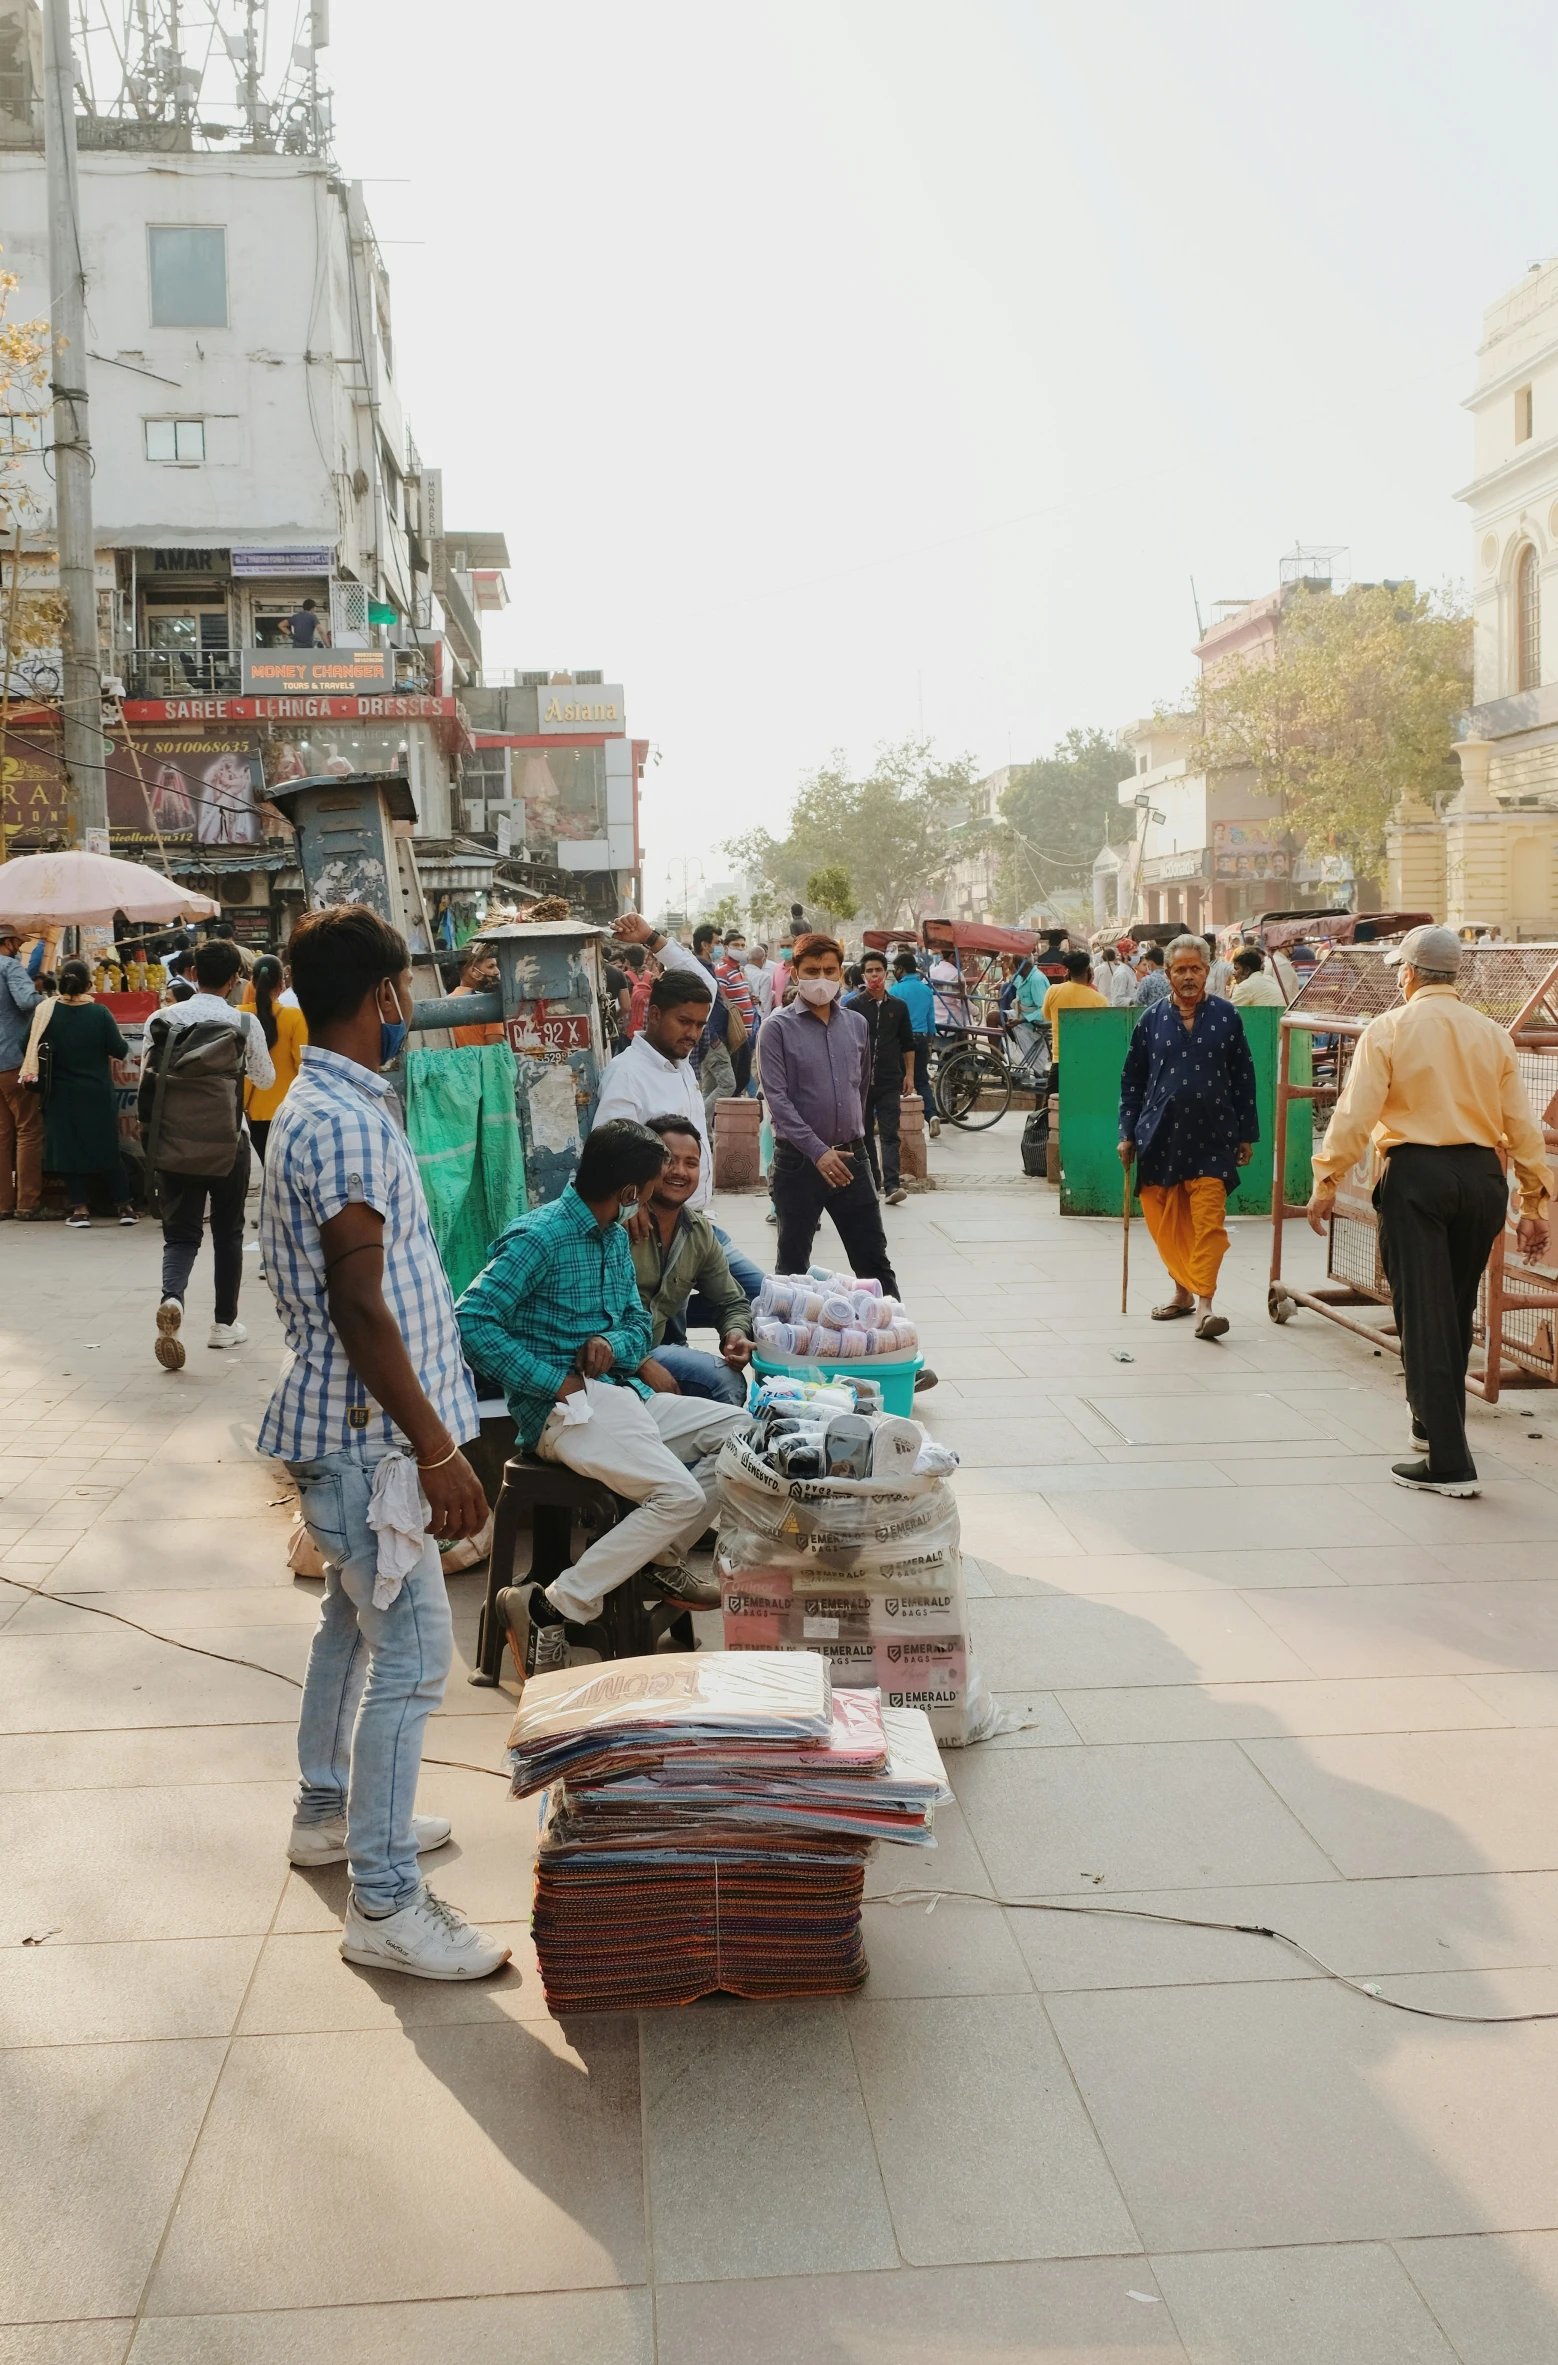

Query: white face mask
[795,975,841,1006]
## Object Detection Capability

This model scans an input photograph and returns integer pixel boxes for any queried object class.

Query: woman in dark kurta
[1118,933,1258,1338]
[42,963,135,1227]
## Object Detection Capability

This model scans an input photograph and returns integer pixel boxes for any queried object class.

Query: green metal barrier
[1057,1004,1312,1217]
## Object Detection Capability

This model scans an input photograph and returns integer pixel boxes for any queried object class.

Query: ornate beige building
[1390,258,1558,932]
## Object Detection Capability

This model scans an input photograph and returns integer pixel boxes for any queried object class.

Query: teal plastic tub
[750,1350,924,1417]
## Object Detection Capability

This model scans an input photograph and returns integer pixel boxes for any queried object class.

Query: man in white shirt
[146,936,274,1362]
[744,942,774,1020]
[1204,935,1236,999]
[593,947,764,1307]
[1231,947,1287,1007]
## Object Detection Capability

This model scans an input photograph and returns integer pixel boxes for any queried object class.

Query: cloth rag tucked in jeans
[290,1441,452,1915]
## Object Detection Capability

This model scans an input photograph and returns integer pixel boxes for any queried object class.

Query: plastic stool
[470,1453,695,1683]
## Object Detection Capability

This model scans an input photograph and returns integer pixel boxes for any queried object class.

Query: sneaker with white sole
[340,1886,512,1982]
[64,1211,90,1228]
[155,1296,185,1371]
[288,1811,453,1868]
[645,1557,721,1607]
[208,1319,248,1349]
[496,1584,571,1685]
[1391,1458,1479,1498]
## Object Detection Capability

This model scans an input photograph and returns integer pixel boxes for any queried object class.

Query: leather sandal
[1194,1312,1230,1340]
[1150,1301,1196,1320]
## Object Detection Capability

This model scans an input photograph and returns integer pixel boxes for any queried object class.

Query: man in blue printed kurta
[1119,933,1259,1339]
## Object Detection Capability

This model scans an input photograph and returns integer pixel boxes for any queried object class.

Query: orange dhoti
[1138,1176,1229,1298]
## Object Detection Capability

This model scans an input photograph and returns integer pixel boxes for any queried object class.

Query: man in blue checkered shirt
[260,905,509,1985]
[456,1119,749,1682]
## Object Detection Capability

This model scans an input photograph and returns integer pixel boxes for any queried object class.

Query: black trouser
[862,1081,902,1194]
[912,1035,934,1119]
[248,1117,271,1162]
[158,1139,252,1326]
[771,1139,899,1292]
[1375,1143,1507,1479]
[732,1038,753,1096]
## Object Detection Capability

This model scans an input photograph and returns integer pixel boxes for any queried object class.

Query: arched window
[1518,543,1542,692]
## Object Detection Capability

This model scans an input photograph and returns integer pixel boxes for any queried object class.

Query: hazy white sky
[326,0,1558,907]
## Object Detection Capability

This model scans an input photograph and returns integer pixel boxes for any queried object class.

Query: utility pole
[43,0,105,844]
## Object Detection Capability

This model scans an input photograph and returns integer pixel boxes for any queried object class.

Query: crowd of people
[9,886,1542,1992]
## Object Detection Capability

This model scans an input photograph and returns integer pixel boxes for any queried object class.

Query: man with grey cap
[0,921,45,1221]
[1308,924,1551,1496]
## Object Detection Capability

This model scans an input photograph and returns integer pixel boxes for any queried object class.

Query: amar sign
[537,684,625,735]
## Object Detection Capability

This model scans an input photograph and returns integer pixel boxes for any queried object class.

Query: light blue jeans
[289,1441,453,1915]
[651,1340,748,1406]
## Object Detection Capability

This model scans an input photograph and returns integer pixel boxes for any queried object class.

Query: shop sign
[240,649,395,696]
[231,547,335,577]
[506,1010,590,1058]
[125,694,451,722]
[1142,849,1208,883]
[107,727,268,849]
[537,683,625,734]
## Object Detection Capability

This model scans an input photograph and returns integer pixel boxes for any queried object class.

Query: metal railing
[120,646,435,700]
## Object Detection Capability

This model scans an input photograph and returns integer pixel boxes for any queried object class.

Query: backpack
[1020,1107,1049,1177]
[138,1012,252,1176]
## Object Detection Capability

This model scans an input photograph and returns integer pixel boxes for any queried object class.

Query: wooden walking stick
[1121,1155,1132,1315]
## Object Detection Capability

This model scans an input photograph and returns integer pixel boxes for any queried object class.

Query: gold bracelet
[416,1442,460,1472]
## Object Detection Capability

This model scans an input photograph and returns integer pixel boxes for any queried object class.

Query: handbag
[18,995,56,1101]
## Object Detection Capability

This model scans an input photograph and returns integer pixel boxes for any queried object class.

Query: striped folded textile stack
[507,1651,951,2016]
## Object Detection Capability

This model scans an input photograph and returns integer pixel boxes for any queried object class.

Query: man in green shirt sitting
[631,1115,756,1406]
[456,1119,749,1680]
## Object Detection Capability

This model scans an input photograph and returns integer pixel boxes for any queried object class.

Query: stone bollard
[713,1095,762,1188]
[899,1094,927,1182]
[1045,1092,1061,1185]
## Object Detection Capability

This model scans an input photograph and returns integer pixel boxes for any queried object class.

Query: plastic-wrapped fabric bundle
[715,1433,999,1745]
[506,1649,831,1796]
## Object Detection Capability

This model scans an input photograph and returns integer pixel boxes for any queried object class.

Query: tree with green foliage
[804,864,858,926]
[727,739,976,931]
[704,892,744,934]
[994,728,1134,913]
[1190,581,1471,879]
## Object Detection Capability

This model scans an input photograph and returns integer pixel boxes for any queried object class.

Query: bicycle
[934,1021,1050,1129]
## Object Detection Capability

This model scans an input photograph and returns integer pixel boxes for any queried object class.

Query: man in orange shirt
[449,941,504,1048]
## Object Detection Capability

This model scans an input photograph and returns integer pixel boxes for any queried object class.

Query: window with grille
[145,419,205,463]
[1518,544,1542,692]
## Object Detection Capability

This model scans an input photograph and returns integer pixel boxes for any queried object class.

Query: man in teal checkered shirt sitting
[456,1118,749,1679]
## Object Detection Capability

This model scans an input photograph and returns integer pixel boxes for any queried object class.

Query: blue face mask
[378,984,408,1065]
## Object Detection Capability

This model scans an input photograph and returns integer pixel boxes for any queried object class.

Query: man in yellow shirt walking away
[1307,925,1552,1497]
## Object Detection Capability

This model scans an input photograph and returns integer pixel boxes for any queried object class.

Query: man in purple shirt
[758,931,899,1292]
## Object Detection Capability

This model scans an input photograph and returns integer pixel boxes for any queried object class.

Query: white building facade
[0,61,502,912]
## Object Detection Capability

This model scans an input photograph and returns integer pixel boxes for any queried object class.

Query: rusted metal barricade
[1266,943,1558,1401]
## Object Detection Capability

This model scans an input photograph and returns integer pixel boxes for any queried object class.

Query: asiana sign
[537,684,625,735]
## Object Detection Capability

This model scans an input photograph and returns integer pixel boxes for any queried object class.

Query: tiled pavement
[4,1125,1558,2362]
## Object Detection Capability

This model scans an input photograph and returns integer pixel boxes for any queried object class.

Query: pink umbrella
[0,849,220,928]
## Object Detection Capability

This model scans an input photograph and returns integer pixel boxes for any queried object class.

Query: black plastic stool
[470,1453,695,1683]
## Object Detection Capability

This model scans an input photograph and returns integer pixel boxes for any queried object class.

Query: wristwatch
[647,928,666,951]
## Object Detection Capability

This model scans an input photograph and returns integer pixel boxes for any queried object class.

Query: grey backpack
[139,1013,252,1176]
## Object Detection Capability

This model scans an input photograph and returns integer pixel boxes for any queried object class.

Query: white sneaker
[340,1887,512,1981]
[288,1811,453,1868]
[208,1320,248,1349]
[155,1296,185,1371]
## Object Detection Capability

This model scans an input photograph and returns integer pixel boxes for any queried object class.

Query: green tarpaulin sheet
[404,1042,527,1298]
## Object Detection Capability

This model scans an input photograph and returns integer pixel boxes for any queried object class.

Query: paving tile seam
[121,1839,296,2335]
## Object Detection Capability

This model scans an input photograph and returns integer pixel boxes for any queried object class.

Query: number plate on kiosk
[505,1011,590,1056]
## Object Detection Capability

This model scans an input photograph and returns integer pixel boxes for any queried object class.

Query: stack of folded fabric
[508,1652,951,2015]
